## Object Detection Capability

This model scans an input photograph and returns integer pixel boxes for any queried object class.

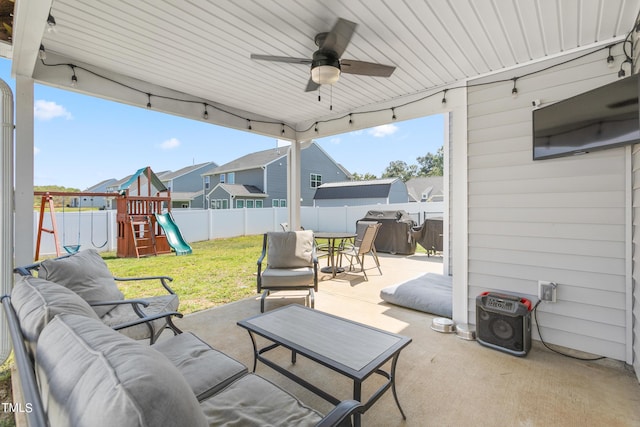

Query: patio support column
[287,140,302,230]
[0,77,13,364]
[14,76,34,267]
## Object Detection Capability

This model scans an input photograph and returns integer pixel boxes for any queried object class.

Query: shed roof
[313,178,400,200]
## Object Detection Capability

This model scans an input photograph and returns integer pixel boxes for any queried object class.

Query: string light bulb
[202,104,209,120]
[146,93,152,109]
[247,119,252,130]
[391,107,396,120]
[281,123,285,135]
[618,58,632,77]
[607,46,615,68]
[70,66,78,87]
[348,114,353,125]
[511,78,518,98]
[38,44,46,60]
[314,122,318,133]
[46,13,57,33]
[441,89,448,106]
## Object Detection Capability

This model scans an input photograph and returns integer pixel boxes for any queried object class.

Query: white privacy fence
[33,202,444,257]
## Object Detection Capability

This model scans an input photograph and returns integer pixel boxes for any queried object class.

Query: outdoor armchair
[257,231,318,312]
[14,248,182,344]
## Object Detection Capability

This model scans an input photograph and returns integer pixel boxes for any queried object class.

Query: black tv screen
[533,75,640,160]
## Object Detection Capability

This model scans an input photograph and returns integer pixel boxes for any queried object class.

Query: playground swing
[61,196,81,254]
[88,197,108,249]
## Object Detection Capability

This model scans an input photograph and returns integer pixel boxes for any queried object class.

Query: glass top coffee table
[237,304,412,426]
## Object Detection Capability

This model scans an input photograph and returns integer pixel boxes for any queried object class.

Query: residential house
[68,178,118,209]
[313,178,408,207]
[160,162,218,209]
[406,176,444,202]
[204,141,350,209]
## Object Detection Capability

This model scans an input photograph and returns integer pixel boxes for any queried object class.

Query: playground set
[34,167,192,260]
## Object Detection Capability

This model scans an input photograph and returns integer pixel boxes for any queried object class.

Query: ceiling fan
[250,18,396,92]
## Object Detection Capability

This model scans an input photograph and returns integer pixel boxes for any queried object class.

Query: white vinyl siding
[466,51,629,361]
[633,144,640,376]
[631,18,640,381]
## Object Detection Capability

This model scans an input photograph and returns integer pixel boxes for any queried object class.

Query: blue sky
[1,58,443,190]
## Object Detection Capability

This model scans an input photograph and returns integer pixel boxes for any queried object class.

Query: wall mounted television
[533,74,640,160]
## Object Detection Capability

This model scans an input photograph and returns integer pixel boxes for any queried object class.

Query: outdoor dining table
[314,231,356,278]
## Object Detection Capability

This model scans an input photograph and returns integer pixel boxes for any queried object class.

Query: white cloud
[160,138,181,150]
[368,124,398,138]
[34,100,73,121]
[330,137,341,144]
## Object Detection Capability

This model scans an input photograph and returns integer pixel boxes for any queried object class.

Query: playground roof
[118,167,168,194]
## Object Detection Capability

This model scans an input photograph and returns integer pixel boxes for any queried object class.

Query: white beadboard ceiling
[11,0,640,139]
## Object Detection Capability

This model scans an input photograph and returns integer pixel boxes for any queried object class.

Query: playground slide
[155,213,193,256]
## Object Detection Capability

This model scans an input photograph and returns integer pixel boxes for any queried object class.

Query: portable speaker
[476,292,532,357]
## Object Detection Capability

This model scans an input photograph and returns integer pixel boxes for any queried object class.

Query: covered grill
[357,210,416,255]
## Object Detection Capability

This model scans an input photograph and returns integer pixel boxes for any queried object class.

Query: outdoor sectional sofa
[3,261,362,426]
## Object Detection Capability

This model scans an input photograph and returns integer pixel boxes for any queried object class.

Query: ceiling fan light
[311,65,341,85]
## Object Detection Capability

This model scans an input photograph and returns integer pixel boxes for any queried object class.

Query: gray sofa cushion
[380,272,452,318]
[39,249,124,317]
[36,314,207,427]
[267,231,314,268]
[152,332,247,401]
[200,373,322,426]
[101,294,179,341]
[10,275,100,357]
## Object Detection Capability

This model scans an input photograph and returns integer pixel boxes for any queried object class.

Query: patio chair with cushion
[14,248,182,344]
[338,223,382,281]
[257,231,318,312]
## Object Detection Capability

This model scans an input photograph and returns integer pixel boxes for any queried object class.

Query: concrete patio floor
[175,252,640,426]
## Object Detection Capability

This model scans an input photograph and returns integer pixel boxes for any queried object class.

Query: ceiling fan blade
[250,54,312,64]
[340,59,395,77]
[321,18,356,57]
[305,78,320,92]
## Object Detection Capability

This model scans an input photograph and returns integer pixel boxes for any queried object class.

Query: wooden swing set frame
[34,191,120,260]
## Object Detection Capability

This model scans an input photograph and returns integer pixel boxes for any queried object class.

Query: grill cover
[411,218,443,254]
[357,210,416,255]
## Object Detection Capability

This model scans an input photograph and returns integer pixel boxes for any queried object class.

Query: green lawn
[103,234,263,314]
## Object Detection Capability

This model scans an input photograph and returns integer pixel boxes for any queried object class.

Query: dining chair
[338,223,382,280]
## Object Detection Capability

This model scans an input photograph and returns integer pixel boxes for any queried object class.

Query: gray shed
[313,178,408,207]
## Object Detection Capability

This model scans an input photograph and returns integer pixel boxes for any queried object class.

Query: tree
[33,185,81,209]
[381,146,444,182]
[416,146,444,176]
[382,160,417,182]
[351,172,378,181]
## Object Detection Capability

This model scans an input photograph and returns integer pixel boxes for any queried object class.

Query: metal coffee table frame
[237,304,412,426]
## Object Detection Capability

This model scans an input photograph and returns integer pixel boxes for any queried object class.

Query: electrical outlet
[538,281,557,302]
